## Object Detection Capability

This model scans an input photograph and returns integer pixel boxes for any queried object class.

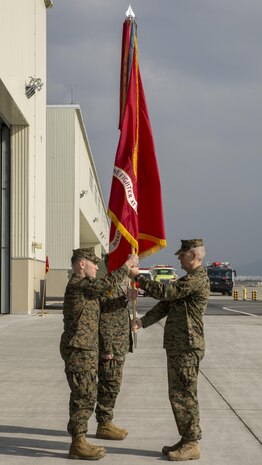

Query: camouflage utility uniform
[137,266,210,442]
[95,285,132,423]
[60,265,130,438]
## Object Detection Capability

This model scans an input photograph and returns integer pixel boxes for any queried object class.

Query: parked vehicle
[151,265,178,284]
[137,268,153,296]
[207,261,236,296]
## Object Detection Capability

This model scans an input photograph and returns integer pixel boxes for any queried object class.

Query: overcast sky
[47,0,262,271]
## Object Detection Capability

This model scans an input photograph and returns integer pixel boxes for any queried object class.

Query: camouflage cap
[72,247,101,263]
[174,239,204,255]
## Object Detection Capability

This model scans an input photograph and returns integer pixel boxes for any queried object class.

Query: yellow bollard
[243,288,247,301]
[233,289,238,301]
[252,290,257,301]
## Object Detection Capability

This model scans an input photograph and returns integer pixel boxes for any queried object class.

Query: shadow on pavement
[0,425,162,459]
[0,425,67,436]
[0,436,68,458]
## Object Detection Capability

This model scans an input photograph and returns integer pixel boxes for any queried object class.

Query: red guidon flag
[108,9,166,272]
[45,256,50,274]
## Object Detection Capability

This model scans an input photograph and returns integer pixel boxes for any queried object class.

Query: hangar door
[0,119,10,314]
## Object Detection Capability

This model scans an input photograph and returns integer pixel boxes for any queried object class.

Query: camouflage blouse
[139,266,210,352]
[99,284,132,356]
[61,265,129,351]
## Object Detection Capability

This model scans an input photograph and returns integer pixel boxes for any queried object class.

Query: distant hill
[237,259,262,276]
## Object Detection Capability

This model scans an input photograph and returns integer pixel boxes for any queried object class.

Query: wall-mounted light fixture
[32,241,42,250]
[25,77,44,99]
[80,189,88,198]
[44,0,53,8]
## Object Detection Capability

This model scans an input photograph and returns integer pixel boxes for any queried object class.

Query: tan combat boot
[69,436,105,460]
[168,441,200,461]
[162,439,184,455]
[96,421,128,440]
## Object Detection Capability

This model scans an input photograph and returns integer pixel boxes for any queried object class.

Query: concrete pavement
[0,311,262,464]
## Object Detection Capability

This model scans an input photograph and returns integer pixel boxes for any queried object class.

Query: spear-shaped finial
[126,4,135,19]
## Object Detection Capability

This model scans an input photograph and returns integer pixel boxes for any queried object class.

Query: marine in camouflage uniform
[132,239,210,461]
[95,264,133,439]
[60,247,137,460]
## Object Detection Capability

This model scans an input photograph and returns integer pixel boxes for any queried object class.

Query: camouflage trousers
[60,344,98,438]
[95,355,125,423]
[166,350,204,442]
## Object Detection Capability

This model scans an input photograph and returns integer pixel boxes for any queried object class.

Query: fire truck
[151,265,178,284]
[206,262,237,296]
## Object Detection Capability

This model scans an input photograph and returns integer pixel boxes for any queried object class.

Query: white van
[137,268,153,296]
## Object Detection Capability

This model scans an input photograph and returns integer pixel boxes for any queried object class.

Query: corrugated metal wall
[46,108,75,269]
[11,125,29,257]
